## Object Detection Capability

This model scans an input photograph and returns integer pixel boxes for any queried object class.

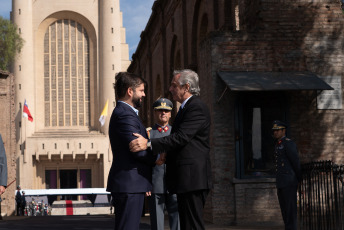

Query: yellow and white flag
[99,99,109,127]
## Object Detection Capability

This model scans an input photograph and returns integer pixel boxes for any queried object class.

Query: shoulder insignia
[146,127,152,139]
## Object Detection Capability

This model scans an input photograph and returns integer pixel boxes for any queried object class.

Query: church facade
[6,0,130,215]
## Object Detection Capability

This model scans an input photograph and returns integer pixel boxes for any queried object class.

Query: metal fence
[299,161,344,230]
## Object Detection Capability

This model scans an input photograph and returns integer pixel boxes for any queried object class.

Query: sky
[0,0,154,60]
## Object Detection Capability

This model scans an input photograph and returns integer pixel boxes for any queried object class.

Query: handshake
[129,133,166,166]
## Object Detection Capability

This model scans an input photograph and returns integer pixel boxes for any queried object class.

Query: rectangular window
[235,92,288,178]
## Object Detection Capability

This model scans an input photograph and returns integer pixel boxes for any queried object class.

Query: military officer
[272,120,302,230]
[148,98,180,230]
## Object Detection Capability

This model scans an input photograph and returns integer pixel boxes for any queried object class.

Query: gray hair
[173,69,200,96]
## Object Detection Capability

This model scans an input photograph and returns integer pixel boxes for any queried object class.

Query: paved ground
[0,215,284,230]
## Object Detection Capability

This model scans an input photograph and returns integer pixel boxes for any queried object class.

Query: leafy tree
[0,16,24,71]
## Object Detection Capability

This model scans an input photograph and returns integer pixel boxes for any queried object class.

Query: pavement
[0,215,284,230]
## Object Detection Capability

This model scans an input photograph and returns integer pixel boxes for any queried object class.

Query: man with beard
[129,69,212,230]
[106,72,164,230]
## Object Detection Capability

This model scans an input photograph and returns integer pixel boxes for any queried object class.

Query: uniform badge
[278,145,284,150]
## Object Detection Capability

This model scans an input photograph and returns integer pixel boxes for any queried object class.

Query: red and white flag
[23,99,33,122]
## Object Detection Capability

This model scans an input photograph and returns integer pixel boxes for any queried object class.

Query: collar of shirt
[118,101,139,115]
[180,95,193,109]
[155,124,169,132]
[277,136,286,145]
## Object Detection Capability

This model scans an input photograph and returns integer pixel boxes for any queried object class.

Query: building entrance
[60,170,78,200]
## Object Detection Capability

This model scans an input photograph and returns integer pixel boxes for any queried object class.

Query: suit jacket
[149,124,171,194]
[274,136,302,189]
[151,96,212,194]
[0,134,7,188]
[106,102,156,193]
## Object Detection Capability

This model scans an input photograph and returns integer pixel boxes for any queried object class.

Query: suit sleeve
[285,141,302,182]
[151,102,208,153]
[0,135,7,187]
[114,113,155,165]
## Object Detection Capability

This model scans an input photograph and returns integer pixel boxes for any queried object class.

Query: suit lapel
[117,102,147,138]
[173,96,196,126]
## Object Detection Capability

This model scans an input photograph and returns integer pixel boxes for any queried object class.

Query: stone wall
[0,70,16,216]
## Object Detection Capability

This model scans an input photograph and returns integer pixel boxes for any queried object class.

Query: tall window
[44,19,90,127]
[235,92,288,178]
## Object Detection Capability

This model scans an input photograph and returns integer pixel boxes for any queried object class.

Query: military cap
[272,120,287,130]
[153,98,173,110]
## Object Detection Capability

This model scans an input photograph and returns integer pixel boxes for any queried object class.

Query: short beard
[133,97,142,108]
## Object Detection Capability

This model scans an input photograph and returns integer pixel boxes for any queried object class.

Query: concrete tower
[10,0,130,215]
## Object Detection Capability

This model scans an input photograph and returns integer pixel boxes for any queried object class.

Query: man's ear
[184,83,190,92]
[127,87,133,97]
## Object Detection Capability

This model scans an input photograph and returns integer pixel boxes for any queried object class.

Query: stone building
[128,0,344,226]
[8,0,130,215]
[0,70,16,216]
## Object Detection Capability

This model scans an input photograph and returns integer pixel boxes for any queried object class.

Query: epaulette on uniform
[146,127,152,139]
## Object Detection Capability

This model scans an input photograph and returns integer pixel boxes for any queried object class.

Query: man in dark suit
[106,72,163,230]
[272,120,302,230]
[130,69,212,230]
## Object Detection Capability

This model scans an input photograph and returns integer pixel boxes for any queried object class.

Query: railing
[299,161,344,230]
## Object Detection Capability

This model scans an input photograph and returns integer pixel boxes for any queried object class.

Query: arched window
[44,19,90,127]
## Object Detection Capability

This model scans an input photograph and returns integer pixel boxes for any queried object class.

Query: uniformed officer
[272,120,302,230]
[148,98,180,230]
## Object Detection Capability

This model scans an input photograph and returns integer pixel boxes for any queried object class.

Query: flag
[99,99,109,127]
[23,99,33,122]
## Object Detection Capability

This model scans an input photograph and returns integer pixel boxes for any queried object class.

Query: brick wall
[0,70,16,216]
[129,0,344,226]
[197,0,344,225]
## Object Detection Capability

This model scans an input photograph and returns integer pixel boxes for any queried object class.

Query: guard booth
[217,71,335,225]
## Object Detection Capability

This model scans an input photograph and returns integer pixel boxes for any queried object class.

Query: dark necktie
[175,106,183,120]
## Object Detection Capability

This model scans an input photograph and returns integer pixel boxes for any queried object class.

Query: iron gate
[299,161,344,230]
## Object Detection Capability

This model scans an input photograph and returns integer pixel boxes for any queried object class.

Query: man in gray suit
[148,98,180,230]
[0,134,8,196]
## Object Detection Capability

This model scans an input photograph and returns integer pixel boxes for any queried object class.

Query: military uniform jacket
[0,134,7,187]
[151,96,212,194]
[274,136,302,189]
[149,124,171,194]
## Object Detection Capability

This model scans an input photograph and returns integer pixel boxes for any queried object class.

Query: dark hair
[114,72,146,99]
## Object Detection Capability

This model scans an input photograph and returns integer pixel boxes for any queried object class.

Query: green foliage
[0,16,24,71]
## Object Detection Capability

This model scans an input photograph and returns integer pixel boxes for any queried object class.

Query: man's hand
[0,185,6,195]
[129,133,148,152]
[146,191,151,196]
[155,153,166,165]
